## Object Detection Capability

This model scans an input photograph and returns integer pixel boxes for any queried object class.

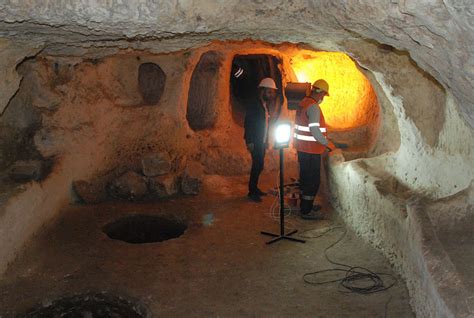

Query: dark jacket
[244,99,268,145]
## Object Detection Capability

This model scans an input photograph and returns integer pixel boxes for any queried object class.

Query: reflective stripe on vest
[294,133,316,141]
[295,125,326,133]
[294,97,328,154]
[295,124,310,132]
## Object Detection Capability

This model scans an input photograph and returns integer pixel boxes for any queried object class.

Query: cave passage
[230,54,283,126]
[0,39,460,318]
[1,2,473,316]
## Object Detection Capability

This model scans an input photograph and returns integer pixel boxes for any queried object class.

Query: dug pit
[103,214,187,244]
[21,293,147,318]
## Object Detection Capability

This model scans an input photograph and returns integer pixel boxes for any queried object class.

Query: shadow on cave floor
[0,173,413,317]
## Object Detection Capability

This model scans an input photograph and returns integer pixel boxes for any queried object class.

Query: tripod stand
[261,148,306,245]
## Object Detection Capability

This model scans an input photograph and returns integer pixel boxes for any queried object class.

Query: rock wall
[0,42,286,273]
[328,41,474,316]
[0,47,200,274]
[0,39,43,115]
[342,39,473,199]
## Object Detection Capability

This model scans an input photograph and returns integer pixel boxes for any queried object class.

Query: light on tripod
[274,121,291,149]
[261,120,305,244]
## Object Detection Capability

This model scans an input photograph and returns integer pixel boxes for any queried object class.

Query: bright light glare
[275,123,291,144]
[290,50,378,129]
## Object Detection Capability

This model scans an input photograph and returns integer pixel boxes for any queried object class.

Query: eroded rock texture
[0,1,473,128]
[186,51,223,130]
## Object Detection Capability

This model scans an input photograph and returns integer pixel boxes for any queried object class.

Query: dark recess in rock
[186,51,223,130]
[7,158,54,182]
[138,62,166,105]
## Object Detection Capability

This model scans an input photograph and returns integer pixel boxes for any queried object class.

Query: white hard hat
[258,78,278,90]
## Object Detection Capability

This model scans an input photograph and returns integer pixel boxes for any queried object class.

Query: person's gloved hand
[326,141,336,152]
[246,143,255,153]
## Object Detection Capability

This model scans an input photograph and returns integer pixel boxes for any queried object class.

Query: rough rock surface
[202,149,251,176]
[186,50,223,130]
[7,160,43,182]
[329,91,474,317]
[0,1,473,128]
[0,39,43,114]
[0,60,46,171]
[181,162,204,195]
[141,152,171,177]
[107,171,148,201]
[72,180,107,204]
[149,175,178,198]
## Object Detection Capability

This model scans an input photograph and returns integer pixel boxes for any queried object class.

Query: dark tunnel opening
[230,54,283,126]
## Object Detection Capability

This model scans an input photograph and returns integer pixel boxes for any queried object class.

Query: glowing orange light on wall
[290,51,378,130]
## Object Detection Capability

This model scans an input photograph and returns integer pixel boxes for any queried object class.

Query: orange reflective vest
[294,97,327,154]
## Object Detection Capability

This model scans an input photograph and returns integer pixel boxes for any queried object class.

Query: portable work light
[274,121,291,149]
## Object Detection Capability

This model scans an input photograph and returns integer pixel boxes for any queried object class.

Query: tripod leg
[282,236,306,243]
[261,231,279,238]
[266,236,284,244]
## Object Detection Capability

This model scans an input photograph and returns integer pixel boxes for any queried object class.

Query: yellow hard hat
[312,79,329,96]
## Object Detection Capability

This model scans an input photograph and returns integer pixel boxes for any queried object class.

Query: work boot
[300,199,321,220]
[247,192,262,202]
[300,199,313,214]
[300,210,324,220]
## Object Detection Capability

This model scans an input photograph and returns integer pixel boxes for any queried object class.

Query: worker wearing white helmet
[244,77,278,202]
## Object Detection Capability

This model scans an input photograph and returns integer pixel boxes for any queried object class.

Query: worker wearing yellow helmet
[293,79,337,219]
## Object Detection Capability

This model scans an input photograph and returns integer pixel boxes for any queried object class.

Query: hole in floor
[103,214,187,244]
[21,293,147,318]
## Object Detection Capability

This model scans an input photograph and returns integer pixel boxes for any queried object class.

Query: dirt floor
[0,173,414,317]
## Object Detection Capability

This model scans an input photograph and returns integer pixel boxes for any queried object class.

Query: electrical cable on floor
[265,150,300,232]
[265,152,397,301]
[302,226,398,295]
[298,225,343,239]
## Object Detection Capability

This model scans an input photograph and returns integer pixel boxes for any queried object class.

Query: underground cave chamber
[0,37,472,318]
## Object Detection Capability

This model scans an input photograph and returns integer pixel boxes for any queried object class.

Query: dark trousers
[297,151,321,212]
[248,142,266,194]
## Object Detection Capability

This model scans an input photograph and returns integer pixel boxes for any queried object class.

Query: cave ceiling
[0,0,472,127]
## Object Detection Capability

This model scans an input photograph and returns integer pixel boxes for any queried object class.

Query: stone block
[141,152,171,177]
[107,170,148,201]
[149,175,178,198]
[180,161,204,195]
[72,180,107,204]
[202,149,250,175]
